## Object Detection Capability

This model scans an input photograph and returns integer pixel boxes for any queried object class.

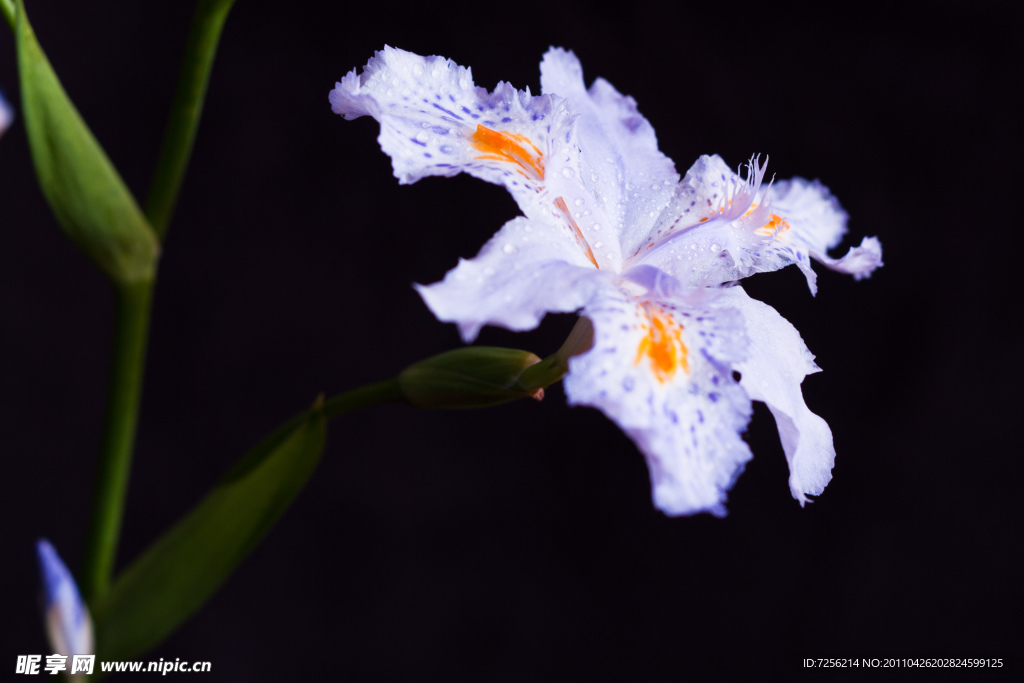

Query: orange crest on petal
[634,303,689,383]
[470,125,545,180]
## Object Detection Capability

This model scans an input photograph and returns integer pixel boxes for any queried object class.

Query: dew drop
[458,78,469,90]
[710,243,720,252]
[415,131,429,143]
[502,243,518,255]
[593,241,604,249]
[592,223,602,231]
[574,198,584,207]
[413,65,424,77]
[561,167,576,178]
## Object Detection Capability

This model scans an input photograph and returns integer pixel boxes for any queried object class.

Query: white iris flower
[330,47,882,516]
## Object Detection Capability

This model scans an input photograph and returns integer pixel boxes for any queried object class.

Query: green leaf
[16,0,158,284]
[145,0,236,238]
[90,405,327,661]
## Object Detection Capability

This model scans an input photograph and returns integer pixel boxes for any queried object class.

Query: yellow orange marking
[634,303,689,383]
[755,212,790,236]
[554,197,599,268]
[470,125,544,180]
[744,203,791,236]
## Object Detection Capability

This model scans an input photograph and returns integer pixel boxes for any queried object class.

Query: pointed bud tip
[35,538,93,657]
[0,88,13,137]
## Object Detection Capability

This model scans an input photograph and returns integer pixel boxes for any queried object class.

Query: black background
[1,0,1020,680]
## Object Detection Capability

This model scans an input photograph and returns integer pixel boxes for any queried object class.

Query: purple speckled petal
[417,216,610,342]
[564,285,752,516]
[540,48,679,267]
[633,156,882,294]
[718,287,836,504]
[330,46,576,223]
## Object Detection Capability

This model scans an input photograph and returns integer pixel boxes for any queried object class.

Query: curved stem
[82,280,153,603]
[322,379,405,420]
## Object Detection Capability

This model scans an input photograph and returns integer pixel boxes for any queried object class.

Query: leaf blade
[16,0,158,283]
[91,407,326,661]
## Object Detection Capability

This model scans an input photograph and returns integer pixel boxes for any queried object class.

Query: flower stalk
[81,280,154,602]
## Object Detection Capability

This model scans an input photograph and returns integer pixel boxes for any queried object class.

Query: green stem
[322,379,405,420]
[517,316,594,392]
[82,281,153,603]
[144,0,235,238]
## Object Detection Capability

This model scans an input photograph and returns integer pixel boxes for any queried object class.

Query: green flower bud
[398,347,544,409]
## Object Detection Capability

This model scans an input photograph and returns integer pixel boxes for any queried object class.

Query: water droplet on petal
[562,167,576,178]
[592,223,601,231]
[710,243,720,252]
[503,243,518,255]
[593,241,604,248]
[415,131,429,143]
[574,198,584,207]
